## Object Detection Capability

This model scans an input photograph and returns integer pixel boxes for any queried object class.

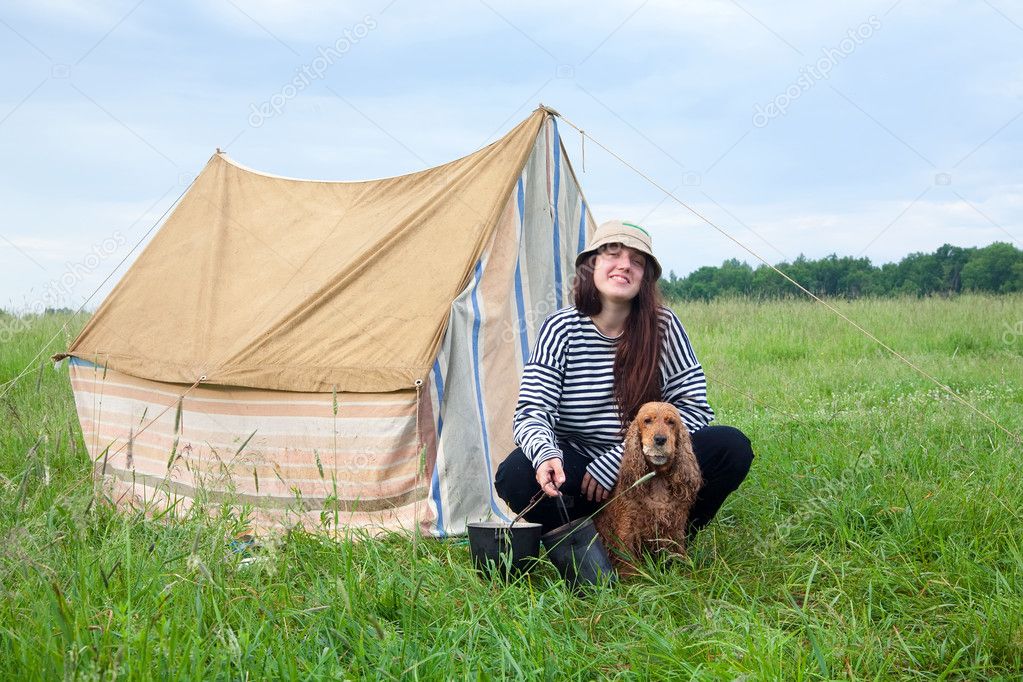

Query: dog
[594,402,703,575]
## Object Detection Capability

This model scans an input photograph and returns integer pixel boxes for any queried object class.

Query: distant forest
[661,242,1023,301]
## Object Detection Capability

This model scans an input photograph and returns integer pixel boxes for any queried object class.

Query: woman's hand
[536,458,566,497]
[581,472,610,503]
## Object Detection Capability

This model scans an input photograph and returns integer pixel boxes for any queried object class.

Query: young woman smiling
[494,220,755,534]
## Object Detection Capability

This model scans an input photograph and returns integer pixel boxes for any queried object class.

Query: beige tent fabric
[64,110,546,393]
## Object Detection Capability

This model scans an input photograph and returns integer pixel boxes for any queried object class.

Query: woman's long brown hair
[572,247,664,432]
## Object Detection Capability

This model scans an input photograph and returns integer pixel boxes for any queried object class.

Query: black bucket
[541,496,616,589]
[467,496,544,579]
[466,521,542,578]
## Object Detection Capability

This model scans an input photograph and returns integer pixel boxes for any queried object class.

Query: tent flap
[65,110,547,393]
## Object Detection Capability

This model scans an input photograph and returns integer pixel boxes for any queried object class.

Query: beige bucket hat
[575,219,662,279]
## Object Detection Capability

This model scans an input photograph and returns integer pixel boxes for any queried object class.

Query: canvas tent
[60,107,596,536]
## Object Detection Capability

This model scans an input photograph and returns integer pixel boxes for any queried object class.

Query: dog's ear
[673,424,703,502]
[616,416,646,489]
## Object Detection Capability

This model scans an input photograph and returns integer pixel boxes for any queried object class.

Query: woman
[494,219,754,534]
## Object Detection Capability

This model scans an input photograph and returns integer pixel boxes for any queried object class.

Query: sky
[0,0,1021,312]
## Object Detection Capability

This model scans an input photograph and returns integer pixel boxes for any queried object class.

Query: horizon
[663,239,1017,277]
[4,240,1016,316]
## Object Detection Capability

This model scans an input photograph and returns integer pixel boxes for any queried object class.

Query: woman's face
[591,243,646,304]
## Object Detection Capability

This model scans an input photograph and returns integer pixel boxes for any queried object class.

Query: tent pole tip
[538,103,561,118]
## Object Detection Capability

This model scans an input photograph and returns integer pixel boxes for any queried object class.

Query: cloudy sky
[1,0,1020,310]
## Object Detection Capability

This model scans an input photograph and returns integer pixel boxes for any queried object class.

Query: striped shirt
[512,305,714,491]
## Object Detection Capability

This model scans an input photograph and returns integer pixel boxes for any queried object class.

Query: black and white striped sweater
[512,305,715,491]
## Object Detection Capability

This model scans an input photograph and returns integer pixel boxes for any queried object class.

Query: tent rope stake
[551,111,1021,446]
[413,378,425,538]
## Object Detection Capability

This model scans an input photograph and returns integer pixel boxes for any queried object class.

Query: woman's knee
[717,426,754,482]
[694,425,754,485]
[494,448,537,507]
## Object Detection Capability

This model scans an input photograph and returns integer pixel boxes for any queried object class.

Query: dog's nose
[654,434,667,446]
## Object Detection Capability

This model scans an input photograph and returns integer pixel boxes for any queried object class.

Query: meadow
[1,294,1021,680]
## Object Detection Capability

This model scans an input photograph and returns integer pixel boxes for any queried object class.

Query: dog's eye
[643,417,653,424]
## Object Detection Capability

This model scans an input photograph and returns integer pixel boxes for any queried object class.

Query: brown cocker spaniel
[595,402,703,575]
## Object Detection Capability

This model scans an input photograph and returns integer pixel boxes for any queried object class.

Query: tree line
[661,242,1023,301]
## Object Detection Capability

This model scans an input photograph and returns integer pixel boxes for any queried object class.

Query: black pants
[494,425,754,534]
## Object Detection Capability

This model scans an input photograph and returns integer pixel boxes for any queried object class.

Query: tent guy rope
[0,179,197,404]
[548,107,1021,445]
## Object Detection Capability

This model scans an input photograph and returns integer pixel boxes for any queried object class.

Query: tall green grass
[1,296,1021,679]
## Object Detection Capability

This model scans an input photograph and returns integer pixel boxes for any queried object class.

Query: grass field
[1,295,1021,680]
